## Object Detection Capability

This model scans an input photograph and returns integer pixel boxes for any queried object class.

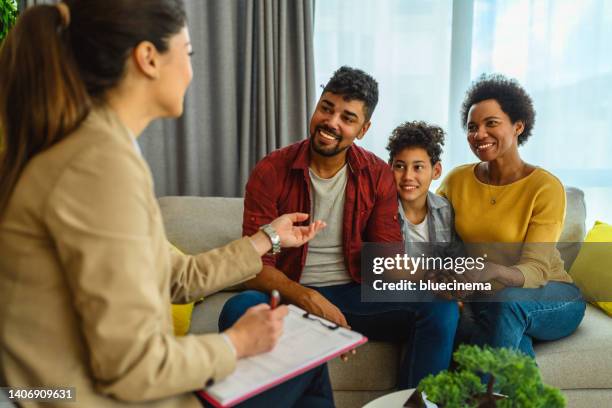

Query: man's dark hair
[322,66,379,121]
[386,121,445,165]
[461,73,536,146]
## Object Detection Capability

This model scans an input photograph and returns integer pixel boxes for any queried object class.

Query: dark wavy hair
[386,121,445,165]
[461,73,535,146]
[322,66,379,121]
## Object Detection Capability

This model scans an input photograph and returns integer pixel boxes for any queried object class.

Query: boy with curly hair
[386,121,464,257]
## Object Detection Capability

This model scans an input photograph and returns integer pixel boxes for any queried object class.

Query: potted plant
[1,0,18,44]
[406,345,565,408]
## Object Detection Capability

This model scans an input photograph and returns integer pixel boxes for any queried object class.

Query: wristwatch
[259,224,281,255]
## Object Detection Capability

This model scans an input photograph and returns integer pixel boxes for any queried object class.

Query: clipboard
[198,304,368,407]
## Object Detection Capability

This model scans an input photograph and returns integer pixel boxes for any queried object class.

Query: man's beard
[310,125,350,157]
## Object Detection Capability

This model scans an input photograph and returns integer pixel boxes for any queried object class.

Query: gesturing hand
[270,213,326,248]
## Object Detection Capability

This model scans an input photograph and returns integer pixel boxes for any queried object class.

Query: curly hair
[386,121,445,165]
[323,66,379,121]
[461,74,536,145]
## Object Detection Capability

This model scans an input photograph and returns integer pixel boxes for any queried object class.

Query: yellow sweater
[438,164,573,288]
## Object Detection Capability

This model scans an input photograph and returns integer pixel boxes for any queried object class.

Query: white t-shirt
[299,165,352,287]
[405,214,430,243]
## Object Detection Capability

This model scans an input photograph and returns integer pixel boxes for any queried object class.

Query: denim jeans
[216,292,334,408]
[219,283,459,389]
[465,282,586,358]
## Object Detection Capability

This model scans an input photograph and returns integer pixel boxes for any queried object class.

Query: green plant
[419,370,484,407]
[1,0,18,44]
[417,345,565,408]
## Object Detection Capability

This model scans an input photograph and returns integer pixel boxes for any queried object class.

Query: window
[314,0,612,229]
[314,0,454,159]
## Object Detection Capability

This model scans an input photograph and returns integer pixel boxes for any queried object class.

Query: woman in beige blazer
[0,1,331,407]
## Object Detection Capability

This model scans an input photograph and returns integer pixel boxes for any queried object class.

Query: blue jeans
[465,282,586,358]
[219,283,459,389]
[216,292,334,408]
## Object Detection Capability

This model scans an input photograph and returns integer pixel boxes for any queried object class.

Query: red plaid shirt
[243,139,402,283]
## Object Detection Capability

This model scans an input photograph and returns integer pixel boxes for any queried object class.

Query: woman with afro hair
[437,74,585,359]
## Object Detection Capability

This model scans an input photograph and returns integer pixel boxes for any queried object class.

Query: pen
[270,289,280,309]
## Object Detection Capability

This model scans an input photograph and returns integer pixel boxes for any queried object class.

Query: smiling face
[309,92,371,158]
[466,99,524,162]
[391,147,441,207]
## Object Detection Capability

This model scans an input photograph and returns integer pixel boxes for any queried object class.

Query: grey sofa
[158,187,612,408]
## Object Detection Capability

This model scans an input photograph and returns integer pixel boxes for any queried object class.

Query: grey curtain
[140,0,316,197]
[21,0,317,197]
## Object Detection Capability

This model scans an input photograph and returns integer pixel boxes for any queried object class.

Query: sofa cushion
[535,304,612,389]
[559,187,587,242]
[159,196,244,254]
[188,292,236,335]
[172,303,195,336]
[329,341,401,391]
[557,187,586,270]
[569,220,612,316]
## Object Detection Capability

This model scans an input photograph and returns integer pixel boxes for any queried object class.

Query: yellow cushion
[598,302,612,315]
[169,244,196,336]
[569,221,612,316]
[172,302,195,336]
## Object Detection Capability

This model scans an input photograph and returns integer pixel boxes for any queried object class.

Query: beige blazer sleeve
[169,237,261,303]
[44,140,259,402]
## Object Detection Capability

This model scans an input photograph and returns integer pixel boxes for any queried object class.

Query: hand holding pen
[224,289,288,359]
